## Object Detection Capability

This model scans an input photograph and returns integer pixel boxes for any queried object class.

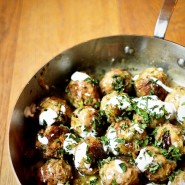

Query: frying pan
[9,0,185,184]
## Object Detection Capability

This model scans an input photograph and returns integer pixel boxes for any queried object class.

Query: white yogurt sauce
[106,127,119,155]
[39,108,58,126]
[38,135,48,145]
[105,95,130,110]
[132,123,144,134]
[71,71,90,81]
[60,105,66,113]
[157,67,163,71]
[168,181,185,185]
[149,77,173,93]
[172,141,178,148]
[114,159,126,173]
[74,142,92,170]
[63,133,78,155]
[78,125,97,138]
[132,74,139,81]
[135,148,153,172]
[134,95,176,120]
[177,96,185,123]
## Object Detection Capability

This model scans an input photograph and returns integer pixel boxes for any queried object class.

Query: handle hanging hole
[177,58,185,68]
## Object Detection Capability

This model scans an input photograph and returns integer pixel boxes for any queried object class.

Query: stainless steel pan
[9,0,185,184]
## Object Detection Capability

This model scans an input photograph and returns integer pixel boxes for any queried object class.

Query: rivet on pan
[177,58,185,68]
[124,46,135,55]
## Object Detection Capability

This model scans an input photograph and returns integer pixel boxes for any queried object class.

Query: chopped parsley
[112,179,118,185]
[101,136,109,145]
[98,157,115,168]
[168,169,182,182]
[149,162,162,174]
[112,75,125,92]
[159,146,182,161]
[84,77,99,86]
[119,162,127,172]
[115,138,126,144]
[90,178,98,185]
[54,138,60,142]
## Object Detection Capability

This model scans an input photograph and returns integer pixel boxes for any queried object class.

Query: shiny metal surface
[9,35,185,184]
[154,0,178,39]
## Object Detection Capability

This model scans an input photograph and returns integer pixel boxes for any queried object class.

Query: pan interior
[9,35,185,184]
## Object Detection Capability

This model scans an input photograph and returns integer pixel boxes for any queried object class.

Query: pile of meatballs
[26,67,185,185]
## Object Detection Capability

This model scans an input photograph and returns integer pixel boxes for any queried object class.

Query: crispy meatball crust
[66,78,100,109]
[105,120,147,157]
[100,91,131,123]
[38,158,73,184]
[71,106,105,138]
[36,125,69,158]
[99,68,132,95]
[154,123,185,154]
[133,113,166,129]
[134,67,169,100]
[165,86,185,126]
[165,86,185,109]
[85,136,107,159]
[74,136,106,175]
[169,170,185,185]
[143,146,177,183]
[99,159,139,185]
[39,96,72,125]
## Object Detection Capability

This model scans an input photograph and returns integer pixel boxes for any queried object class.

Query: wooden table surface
[0,0,185,184]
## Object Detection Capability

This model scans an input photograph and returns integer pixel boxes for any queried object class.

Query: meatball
[100,91,131,123]
[135,146,176,182]
[165,86,185,109]
[99,68,132,95]
[65,71,100,109]
[74,136,106,175]
[103,120,147,157]
[132,95,176,128]
[134,67,169,100]
[63,133,81,155]
[38,96,72,126]
[36,125,69,158]
[165,86,185,126]
[38,158,73,184]
[71,106,105,138]
[154,123,185,155]
[168,170,185,185]
[99,158,139,185]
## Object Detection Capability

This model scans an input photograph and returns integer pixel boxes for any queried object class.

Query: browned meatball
[103,120,147,157]
[165,86,185,109]
[74,136,106,175]
[99,158,139,185]
[99,68,132,95]
[165,86,185,126]
[38,158,73,185]
[71,106,105,138]
[154,123,185,154]
[65,71,101,109]
[132,95,176,128]
[134,67,169,100]
[135,146,176,183]
[36,125,69,158]
[168,170,185,185]
[100,91,131,123]
[38,96,72,126]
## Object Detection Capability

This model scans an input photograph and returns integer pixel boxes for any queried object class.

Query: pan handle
[154,0,178,39]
